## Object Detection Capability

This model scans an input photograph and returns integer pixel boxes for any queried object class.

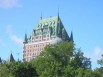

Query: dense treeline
[0,41,103,77]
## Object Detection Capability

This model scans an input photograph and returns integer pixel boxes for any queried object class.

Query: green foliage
[32,41,92,77]
[70,49,91,69]
[95,54,103,77]
[97,54,103,67]
[97,67,103,74]
[0,63,11,77]
[12,62,38,77]
[63,65,75,77]
[33,41,74,76]
[0,41,103,76]
[0,61,38,77]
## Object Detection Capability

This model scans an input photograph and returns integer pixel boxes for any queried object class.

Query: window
[47,35,49,37]
[36,37,38,39]
[32,37,34,40]
[43,35,46,38]
[47,38,49,40]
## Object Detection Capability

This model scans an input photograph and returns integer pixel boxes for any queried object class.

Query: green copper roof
[35,16,58,30]
[25,15,72,42]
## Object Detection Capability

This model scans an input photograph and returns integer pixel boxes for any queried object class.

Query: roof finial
[24,33,28,43]
[41,12,42,20]
[58,8,59,17]
[70,31,74,42]
[17,52,20,61]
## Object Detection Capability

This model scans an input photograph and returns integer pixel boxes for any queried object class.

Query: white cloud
[6,25,23,46]
[84,46,103,63]
[94,46,102,57]
[84,46,103,62]
[0,38,6,47]
[83,46,103,69]
[10,34,22,45]
[92,46,103,62]
[0,0,22,9]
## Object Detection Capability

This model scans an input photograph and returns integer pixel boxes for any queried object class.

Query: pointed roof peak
[25,33,27,37]
[24,33,28,43]
[8,53,15,62]
[70,31,74,42]
[57,8,60,20]
[71,31,73,34]
[40,12,42,20]
[58,8,59,17]
[0,57,2,64]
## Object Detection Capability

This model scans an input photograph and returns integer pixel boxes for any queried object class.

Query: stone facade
[23,16,73,61]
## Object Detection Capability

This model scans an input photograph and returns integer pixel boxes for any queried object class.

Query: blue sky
[0,0,103,69]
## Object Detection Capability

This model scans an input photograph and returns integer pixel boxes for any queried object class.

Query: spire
[57,8,61,25]
[70,31,74,42]
[57,8,60,19]
[0,57,2,64]
[17,52,20,61]
[24,33,28,43]
[8,53,15,62]
[40,12,42,20]
[58,8,59,17]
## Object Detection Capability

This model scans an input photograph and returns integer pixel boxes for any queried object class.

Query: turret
[0,57,2,64]
[8,53,15,62]
[24,33,28,43]
[70,31,74,42]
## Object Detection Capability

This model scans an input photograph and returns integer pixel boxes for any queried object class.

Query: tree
[97,54,103,67]
[0,61,38,77]
[33,41,91,76]
[95,54,103,77]
[11,62,38,77]
[0,63,11,77]
[70,49,91,69]
[92,69,103,77]
[0,41,92,76]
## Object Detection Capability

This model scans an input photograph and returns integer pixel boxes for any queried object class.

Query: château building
[23,15,74,61]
